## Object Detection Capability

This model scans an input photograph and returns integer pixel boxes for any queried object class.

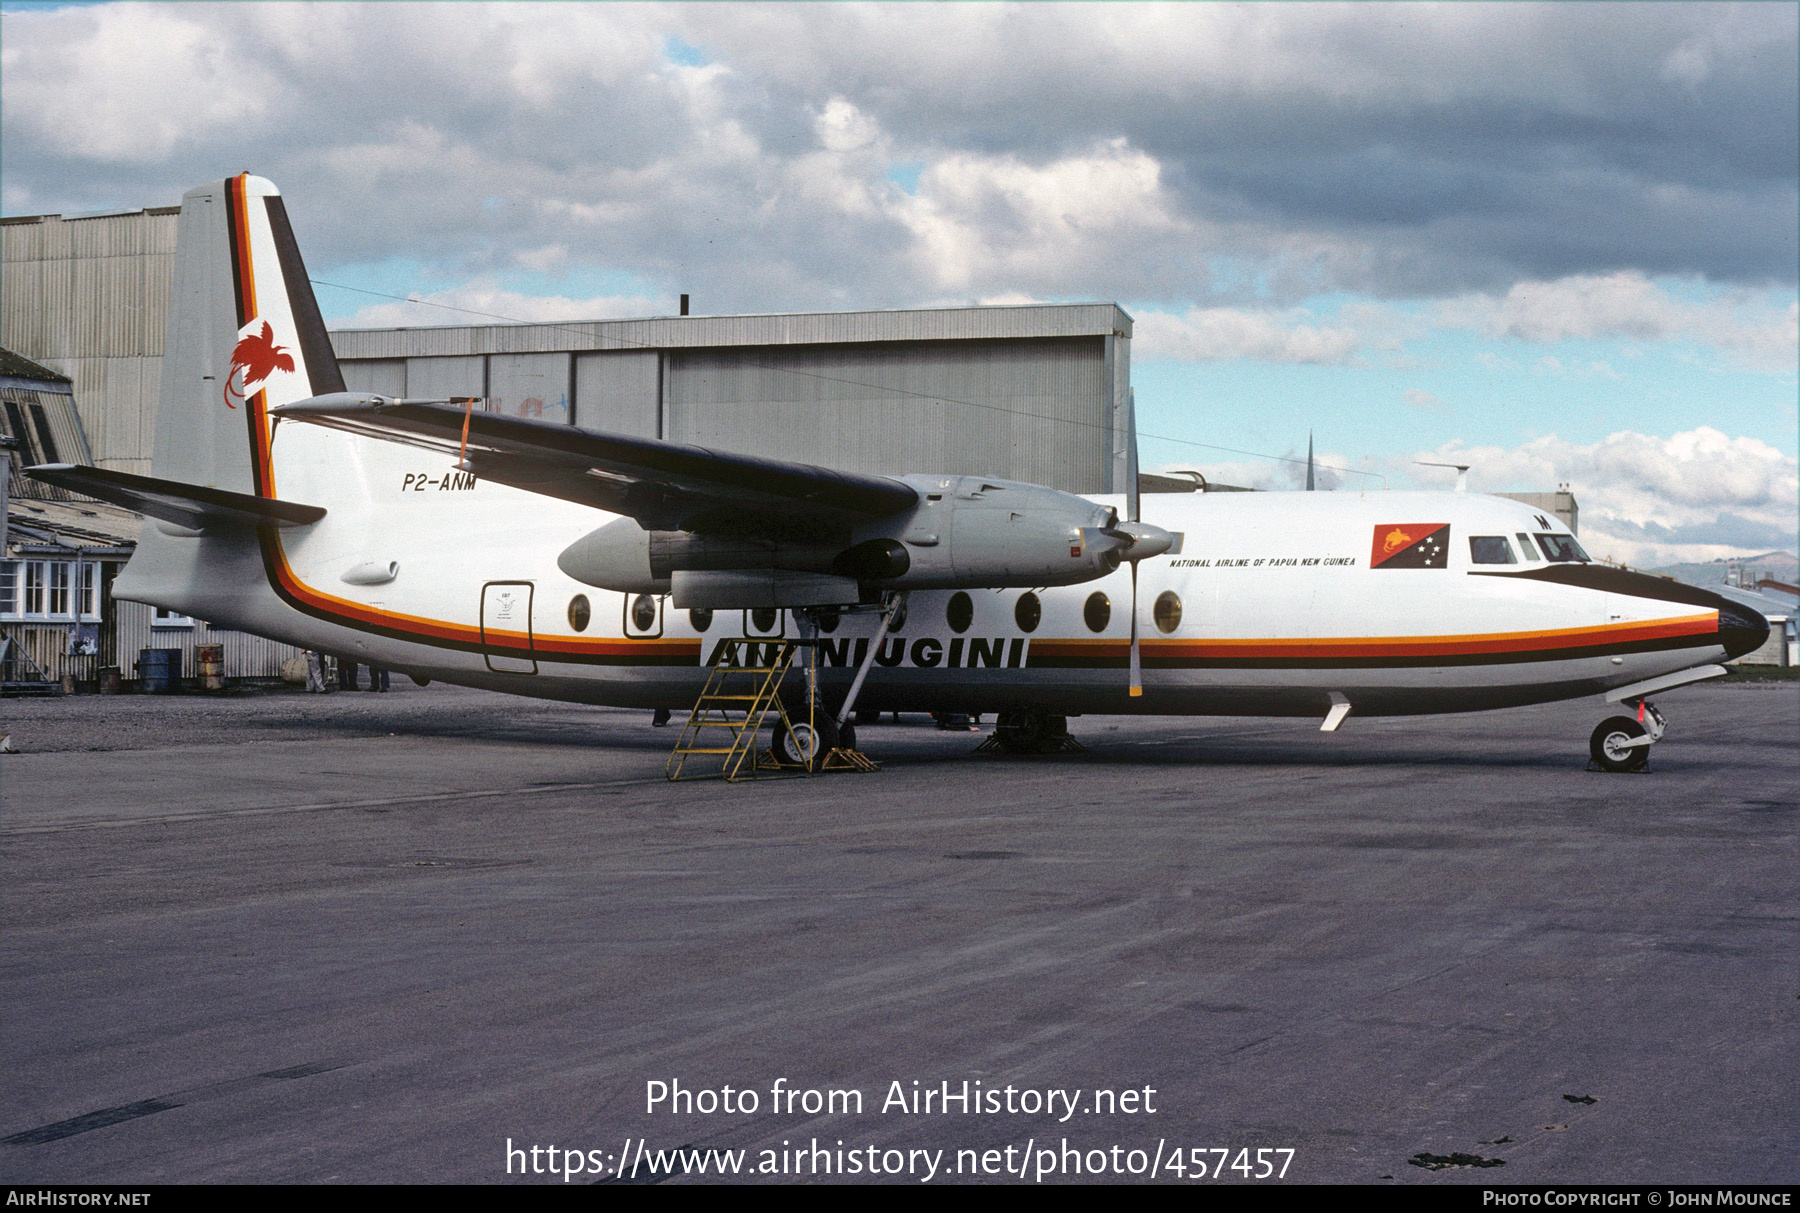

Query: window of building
[24,562,44,615]
[152,606,195,628]
[0,560,104,622]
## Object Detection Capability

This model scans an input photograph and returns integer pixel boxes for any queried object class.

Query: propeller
[1116,388,1172,697]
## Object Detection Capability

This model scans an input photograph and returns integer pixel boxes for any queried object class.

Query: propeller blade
[1125,387,1140,524]
[1128,559,1142,697]
[1122,392,1148,697]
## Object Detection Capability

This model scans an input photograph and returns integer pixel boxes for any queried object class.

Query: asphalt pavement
[1,680,1793,1184]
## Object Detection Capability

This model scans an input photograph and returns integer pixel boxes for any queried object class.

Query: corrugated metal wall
[2,615,302,680]
[488,352,571,423]
[341,359,406,397]
[3,579,306,687]
[332,309,1132,492]
[4,601,306,686]
[665,337,1110,490]
[574,350,659,436]
[112,601,304,681]
[1,209,178,477]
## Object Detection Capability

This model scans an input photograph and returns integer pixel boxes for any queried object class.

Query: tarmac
[1,679,1794,1185]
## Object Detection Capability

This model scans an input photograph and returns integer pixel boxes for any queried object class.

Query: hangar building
[2,204,1137,495]
[328,303,1135,494]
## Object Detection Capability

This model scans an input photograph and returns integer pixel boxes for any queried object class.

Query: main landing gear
[1589,701,1666,773]
[977,708,1087,755]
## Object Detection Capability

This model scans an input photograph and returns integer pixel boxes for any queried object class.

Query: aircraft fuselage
[116,432,1762,722]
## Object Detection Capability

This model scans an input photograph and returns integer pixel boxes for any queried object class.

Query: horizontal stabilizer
[25,463,326,531]
[272,393,917,537]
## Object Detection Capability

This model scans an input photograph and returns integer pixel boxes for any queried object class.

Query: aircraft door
[481,581,538,674]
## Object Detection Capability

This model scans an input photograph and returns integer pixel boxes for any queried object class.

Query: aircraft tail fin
[153,175,345,497]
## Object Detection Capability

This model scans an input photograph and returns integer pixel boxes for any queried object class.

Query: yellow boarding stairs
[665,638,878,781]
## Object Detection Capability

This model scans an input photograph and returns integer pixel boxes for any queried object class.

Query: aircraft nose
[1712,595,1771,661]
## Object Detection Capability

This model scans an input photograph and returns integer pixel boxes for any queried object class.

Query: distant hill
[1648,550,1798,589]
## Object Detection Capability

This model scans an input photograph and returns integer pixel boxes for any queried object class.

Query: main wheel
[775,713,840,770]
[1589,716,1649,773]
[994,709,1045,754]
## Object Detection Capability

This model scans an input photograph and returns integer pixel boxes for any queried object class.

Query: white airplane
[30,176,1768,775]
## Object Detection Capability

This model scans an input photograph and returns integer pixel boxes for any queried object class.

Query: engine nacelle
[557,517,666,594]
[874,475,1143,589]
[555,474,1168,607]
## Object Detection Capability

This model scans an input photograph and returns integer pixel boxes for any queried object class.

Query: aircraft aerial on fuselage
[28,175,1769,776]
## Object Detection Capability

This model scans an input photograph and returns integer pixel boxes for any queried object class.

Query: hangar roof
[328,301,1133,359]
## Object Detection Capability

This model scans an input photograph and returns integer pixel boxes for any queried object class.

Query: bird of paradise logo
[223,319,295,409]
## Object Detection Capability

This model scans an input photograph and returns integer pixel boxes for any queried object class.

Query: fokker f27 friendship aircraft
[30,176,1769,774]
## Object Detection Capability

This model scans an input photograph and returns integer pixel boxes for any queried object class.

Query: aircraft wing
[273,394,917,540]
[24,463,326,531]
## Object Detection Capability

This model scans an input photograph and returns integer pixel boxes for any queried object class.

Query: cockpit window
[1536,534,1590,563]
[1469,536,1517,565]
[1515,532,1540,561]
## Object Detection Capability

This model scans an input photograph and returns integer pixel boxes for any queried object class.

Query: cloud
[1409,426,1798,565]
[893,138,1190,295]
[1134,306,1360,365]
[1436,272,1799,371]
[2,1,1792,316]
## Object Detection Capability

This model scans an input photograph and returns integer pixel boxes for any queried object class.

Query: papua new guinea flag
[1370,523,1450,569]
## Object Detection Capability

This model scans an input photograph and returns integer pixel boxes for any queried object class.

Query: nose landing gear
[1589,700,1666,773]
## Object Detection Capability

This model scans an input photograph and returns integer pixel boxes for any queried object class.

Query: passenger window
[1153,591,1183,634]
[1515,532,1539,561]
[1083,592,1111,633]
[1469,536,1516,565]
[1536,534,1590,563]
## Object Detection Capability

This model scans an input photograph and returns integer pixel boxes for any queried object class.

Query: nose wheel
[1589,701,1665,773]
